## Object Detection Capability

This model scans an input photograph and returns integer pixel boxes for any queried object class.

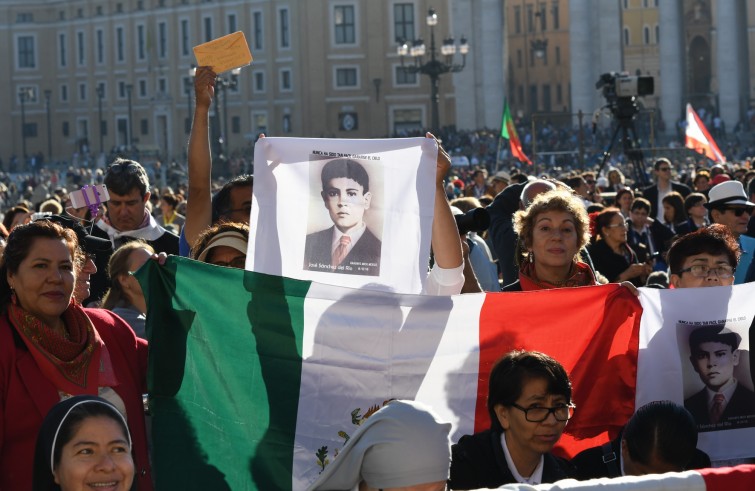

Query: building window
[516,49,522,68]
[158,22,168,58]
[77,31,86,66]
[253,112,268,133]
[79,83,87,101]
[552,3,559,29]
[543,84,551,112]
[279,8,290,48]
[334,5,356,45]
[394,3,414,43]
[556,84,562,104]
[655,24,659,44]
[137,0,144,10]
[24,123,38,138]
[529,47,535,66]
[395,66,417,85]
[137,25,146,60]
[335,67,358,87]
[231,116,241,134]
[253,12,263,50]
[96,29,105,64]
[517,85,524,105]
[16,12,33,23]
[514,6,521,34]
[181,19,190,56]
[139,80,147,97]
[228,13,237,33]
[61,85,68,102]
[643,25,650,45]
[623,27,630,46]
[97,82,106,99]
[555,46,560,64]
[59,11,65,20]
[280,68,292,91]
[254,71,265,92]
[17,35,36,69]
[282,114,292,133]
[204,17,213,43]
[158,78,167,94]
[116,27,125,62]
[392,108,422,134]
[59,33,67,67]
[62,121,70,137]
[538,3,546,30]
[526,4,534,32]
[140,119,148,135]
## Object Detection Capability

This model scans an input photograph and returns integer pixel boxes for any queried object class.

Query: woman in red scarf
[0,221,152,490]
[502,189,596,291]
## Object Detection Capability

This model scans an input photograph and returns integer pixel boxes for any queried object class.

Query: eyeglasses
[108,162,144,176]
[605,222,627,229]
[658,167,671,172]
[674,264,735,279]
[585,180,596,185]
[722,207,752,217]
[511,403,575,423]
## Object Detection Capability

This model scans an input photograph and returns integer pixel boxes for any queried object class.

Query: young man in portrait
[304,158,381,276]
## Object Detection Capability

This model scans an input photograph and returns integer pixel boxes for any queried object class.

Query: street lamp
[215,68,241,157]
[44,90,52,163]
[125,83,133,149]
[18,87,35,171]
[186,64,196,134]
[96,84,104,155]
[397,7,469,133]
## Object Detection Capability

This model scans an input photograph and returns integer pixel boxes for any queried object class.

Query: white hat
[307,400,451,491]
[705,180,755,210]
[490,171,511,183]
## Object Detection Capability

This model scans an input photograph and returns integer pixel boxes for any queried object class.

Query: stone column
[659,0,684,137]
[569,0,594,118]
[716,1,744,130]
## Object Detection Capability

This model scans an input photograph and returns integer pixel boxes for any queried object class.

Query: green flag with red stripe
[500,100,533,165]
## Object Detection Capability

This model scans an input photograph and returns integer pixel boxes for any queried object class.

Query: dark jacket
[487,183,526,286]
[626,219,675,259]
[303,226,381,276]
[684,384,755,430]
[449,429,573,489]
[588,239,642,285]
[642,182,692,220]
[571,435,712,480]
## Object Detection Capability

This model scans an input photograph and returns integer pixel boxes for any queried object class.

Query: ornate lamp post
[18,87,35,170]
[215,68,241,157]
[44,89,52,162]
[125,83,133,148]
[96,85,105,155]
[397,7,469,133]
[186,64,196,134]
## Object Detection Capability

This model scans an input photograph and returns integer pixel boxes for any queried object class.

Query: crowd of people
[1,64,754,490]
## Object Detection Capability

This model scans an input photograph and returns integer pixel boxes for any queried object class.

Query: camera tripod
[597,115,649,187]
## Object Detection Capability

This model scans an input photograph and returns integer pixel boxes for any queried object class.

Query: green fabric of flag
[136,257,311,490]
[499,100,532,165]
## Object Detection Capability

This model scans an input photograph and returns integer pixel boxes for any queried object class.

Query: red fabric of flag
[474,284,642,458]
[700,464,755,491]
[501,101,533,165]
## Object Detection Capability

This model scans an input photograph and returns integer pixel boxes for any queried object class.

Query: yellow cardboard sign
[193,31,253,74]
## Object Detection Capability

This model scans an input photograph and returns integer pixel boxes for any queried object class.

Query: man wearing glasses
[704,180,755,283]
[667,224,739,289]
[641,158,691,222]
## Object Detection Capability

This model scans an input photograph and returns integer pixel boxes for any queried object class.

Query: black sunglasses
[723,207,752,217]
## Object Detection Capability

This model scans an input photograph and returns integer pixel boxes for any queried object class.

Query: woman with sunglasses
[449,350,575,489]
[588,208,651,286]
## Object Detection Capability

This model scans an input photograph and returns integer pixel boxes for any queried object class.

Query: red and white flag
[685,104,726,163]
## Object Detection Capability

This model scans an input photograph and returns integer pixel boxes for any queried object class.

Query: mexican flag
[501,100,533,165]
[685,103,726,163]
[137,258,640,490]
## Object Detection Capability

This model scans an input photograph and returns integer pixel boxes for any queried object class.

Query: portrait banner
[249,137,437,294]
[638,284,755,462]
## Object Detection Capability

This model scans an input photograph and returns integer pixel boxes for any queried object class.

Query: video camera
[596,72,654,120]
[454,208,490,236]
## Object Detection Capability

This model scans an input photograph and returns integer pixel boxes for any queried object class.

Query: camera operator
[450,198,498,292]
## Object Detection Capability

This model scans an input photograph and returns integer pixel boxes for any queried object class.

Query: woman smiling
[502,189,596,291]
[0,221,152,490]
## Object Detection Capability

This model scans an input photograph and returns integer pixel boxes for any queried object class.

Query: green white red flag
[500,100,533,165]
[137,258,640,490]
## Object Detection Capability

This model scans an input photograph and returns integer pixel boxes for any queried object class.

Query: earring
[528,251,534,263]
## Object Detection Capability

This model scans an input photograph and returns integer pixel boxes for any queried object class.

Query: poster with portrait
[638,284,755,462]
[248,137,437,294]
